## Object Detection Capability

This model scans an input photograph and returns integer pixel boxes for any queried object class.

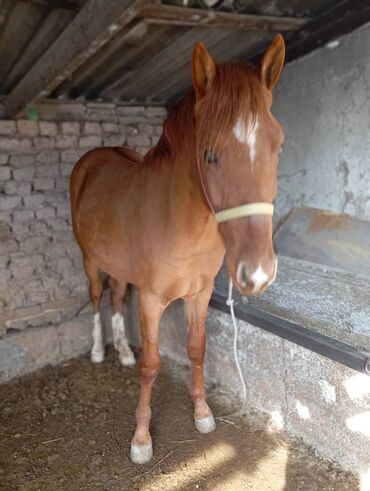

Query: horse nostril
[236,262,248,288]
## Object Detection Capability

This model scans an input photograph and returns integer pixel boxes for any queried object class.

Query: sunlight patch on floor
[360,468,370,491]
[296,400,310,419]
[214,442,289,491]
[140,441,236,491]
[346,412,370,437]
[345,373,370,400]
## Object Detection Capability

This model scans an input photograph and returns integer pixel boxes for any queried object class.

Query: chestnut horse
[70,34,285,464]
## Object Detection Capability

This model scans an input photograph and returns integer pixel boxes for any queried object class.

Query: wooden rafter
[4,0,309,116]
[141,3,308,31]
[5,0,146,117]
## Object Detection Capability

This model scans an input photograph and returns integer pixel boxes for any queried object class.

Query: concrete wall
[0,101,166,381]
[127,297,370,484]
[273,23,370,223]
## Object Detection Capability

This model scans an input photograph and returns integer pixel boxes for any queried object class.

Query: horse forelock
[144,62,264,167]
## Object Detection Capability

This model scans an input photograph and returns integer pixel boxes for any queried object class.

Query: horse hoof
[130,442,153,464]
[195,415,216,434]
[90,351,104,363]
[119,352,136,367]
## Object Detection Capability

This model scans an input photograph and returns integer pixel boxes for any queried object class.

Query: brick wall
[0,101,166,379]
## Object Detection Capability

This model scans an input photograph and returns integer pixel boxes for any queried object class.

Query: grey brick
[0,153,9,165]
[60,149,83,163]
[116,106,146,116]
[56,135,78,149]
[0,238,18,253]
[127,134,151,147]
[4,181,31,196]
[9,154,35,167]
[0,255,9,268]
[10,253,43,268]
[104,134,125,147]
[44,190,66,204]
[154,126,163,136]
[29,220,49,236]
[145,107,167,117]
[60,163,74,177]
[0,196,21,211]
[0,166,11,181]
[17,120,39,137]
[0,137,32,152]
[39,121,57,136]
[33,137,55,149]
[0,211,11,223]
[55,178,68,191]
[23,194,45,208]
[102,122,120,133]
[56,202,71,219]
[33,178,54,191]
[61,122,80,135]
[47,217,70,231]
[10,222,30,236]
[35,164,60,178]
[36,150,59,164]
[13,167,34,180]
[21,236,49,253]
[36,207,55,220]
[0,121,16,135]
[138,123,154,136]
[82,122,101,135]
[11,264,35,280]
[79,135,102,148]
[12,209,35,222]
[151,135,160,146]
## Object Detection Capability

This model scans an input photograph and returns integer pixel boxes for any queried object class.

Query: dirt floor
[0,347,359,491]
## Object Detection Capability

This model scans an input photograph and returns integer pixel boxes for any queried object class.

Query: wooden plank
[83,24,180,100]
[104,26,214,100]
[140,3,309,31]
[52,19,147,98]
[284,0,370,63]
[152,31,271,102]
[2,8,74,93]
[4,0,146,117]
[0,1,46,88]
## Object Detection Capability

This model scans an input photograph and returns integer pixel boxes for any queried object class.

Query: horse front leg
[185,284,216,434]
[131,293,163,464]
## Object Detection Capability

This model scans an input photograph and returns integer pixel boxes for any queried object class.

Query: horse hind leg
[83,258,104,363]
[109,277,135,366]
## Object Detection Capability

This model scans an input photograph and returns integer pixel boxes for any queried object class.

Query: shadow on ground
[0,348,359,490]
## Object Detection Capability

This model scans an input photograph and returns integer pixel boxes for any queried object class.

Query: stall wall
[273,23,370,223]
[0,101,166,381]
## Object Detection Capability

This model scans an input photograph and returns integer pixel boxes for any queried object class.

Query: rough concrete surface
[273,23,370,224]
[0,349,360,491]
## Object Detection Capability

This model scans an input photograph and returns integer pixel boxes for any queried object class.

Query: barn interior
[0,0,369,489]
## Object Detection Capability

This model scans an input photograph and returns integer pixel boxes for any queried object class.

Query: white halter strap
[215,202,274,223]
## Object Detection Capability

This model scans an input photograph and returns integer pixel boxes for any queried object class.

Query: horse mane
[144,61,264,167]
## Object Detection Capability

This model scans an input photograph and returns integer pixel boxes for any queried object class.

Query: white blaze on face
[251,264,269,293]
[233,116,260,163]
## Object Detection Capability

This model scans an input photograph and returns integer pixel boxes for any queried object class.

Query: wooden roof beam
[5,0,146,117]
[141,3,309,32]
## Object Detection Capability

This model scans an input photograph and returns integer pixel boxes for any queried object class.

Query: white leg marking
[111,313,135,366]
[91,313,104,363]
[233,116,260,163]
[251,265,269,293]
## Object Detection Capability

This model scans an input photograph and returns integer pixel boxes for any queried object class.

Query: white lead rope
[226,278,247,413]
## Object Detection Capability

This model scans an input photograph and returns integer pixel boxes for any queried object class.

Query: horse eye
[204,149,219,165]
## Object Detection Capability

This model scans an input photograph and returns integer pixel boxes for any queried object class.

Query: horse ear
[260,34,285,91]
[192,42,216,99]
